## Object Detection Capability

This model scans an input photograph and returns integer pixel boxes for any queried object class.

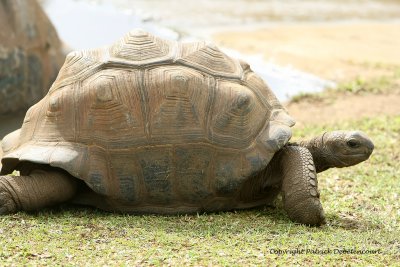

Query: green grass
[2,66,400,265]
[290,65,400,103]
[0,114,399,266]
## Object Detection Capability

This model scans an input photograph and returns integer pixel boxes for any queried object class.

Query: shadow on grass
[4,203,382,236]
[326,213,382,230]
[2,204,382,240]
[3,204,297,235]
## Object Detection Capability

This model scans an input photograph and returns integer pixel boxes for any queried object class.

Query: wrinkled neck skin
[296,134,332,173]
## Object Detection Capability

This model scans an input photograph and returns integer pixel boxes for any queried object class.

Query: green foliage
[0,115,399,265]
[336,76,393,94]
[289,92,325,104]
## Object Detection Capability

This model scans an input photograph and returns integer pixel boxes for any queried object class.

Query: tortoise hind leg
[280,146,326,226]
[0,169,77,214]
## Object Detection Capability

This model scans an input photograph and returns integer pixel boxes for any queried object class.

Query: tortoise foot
[0,177,18,215]
[285,197,326,226]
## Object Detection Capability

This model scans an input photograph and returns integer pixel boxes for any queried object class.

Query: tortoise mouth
[341,147,373,157]
[345,153,371,159]
[342,151,370,157]
[337,152,372,167]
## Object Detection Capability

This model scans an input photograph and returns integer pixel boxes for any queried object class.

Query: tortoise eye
[346,140,359,148]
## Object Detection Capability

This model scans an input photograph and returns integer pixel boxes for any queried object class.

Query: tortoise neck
[297,134,332,173]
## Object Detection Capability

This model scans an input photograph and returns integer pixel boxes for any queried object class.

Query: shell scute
[108,150,142,202]
[145,66,212,144]
[175,145,213,203]
[77,70,146,148]
[209,81,267,149]
[110,29,175,64]
[214,151,244,196]
[136,147,174,204]
[177,44,242,78]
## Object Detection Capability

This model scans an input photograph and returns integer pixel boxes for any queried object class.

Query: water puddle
[41,0,179,50]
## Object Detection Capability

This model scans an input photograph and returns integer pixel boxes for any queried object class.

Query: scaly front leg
[279,145,326,226]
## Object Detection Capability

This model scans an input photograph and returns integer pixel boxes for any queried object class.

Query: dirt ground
[214,23,400,125]
[286,93,400,127]
[215,23,400,81]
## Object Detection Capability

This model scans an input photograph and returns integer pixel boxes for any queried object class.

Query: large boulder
[0,0,65,114]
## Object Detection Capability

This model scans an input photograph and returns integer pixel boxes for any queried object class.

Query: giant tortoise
[0,30,374,225]
[0,0,64,114]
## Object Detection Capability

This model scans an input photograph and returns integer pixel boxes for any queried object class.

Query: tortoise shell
[0,0,65,114]
[1,30,295,212]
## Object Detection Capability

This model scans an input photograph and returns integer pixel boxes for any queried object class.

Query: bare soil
[214,23,400,81]
[214,23,400,125]
[286,93,400,126]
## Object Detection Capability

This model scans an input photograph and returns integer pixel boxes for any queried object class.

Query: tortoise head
[319,130,374,169]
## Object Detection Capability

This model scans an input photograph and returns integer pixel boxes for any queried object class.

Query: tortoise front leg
[0,169,77,214]
[279,146,326,226]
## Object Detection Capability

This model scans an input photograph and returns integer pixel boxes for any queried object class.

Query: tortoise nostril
[366,140,374,152]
